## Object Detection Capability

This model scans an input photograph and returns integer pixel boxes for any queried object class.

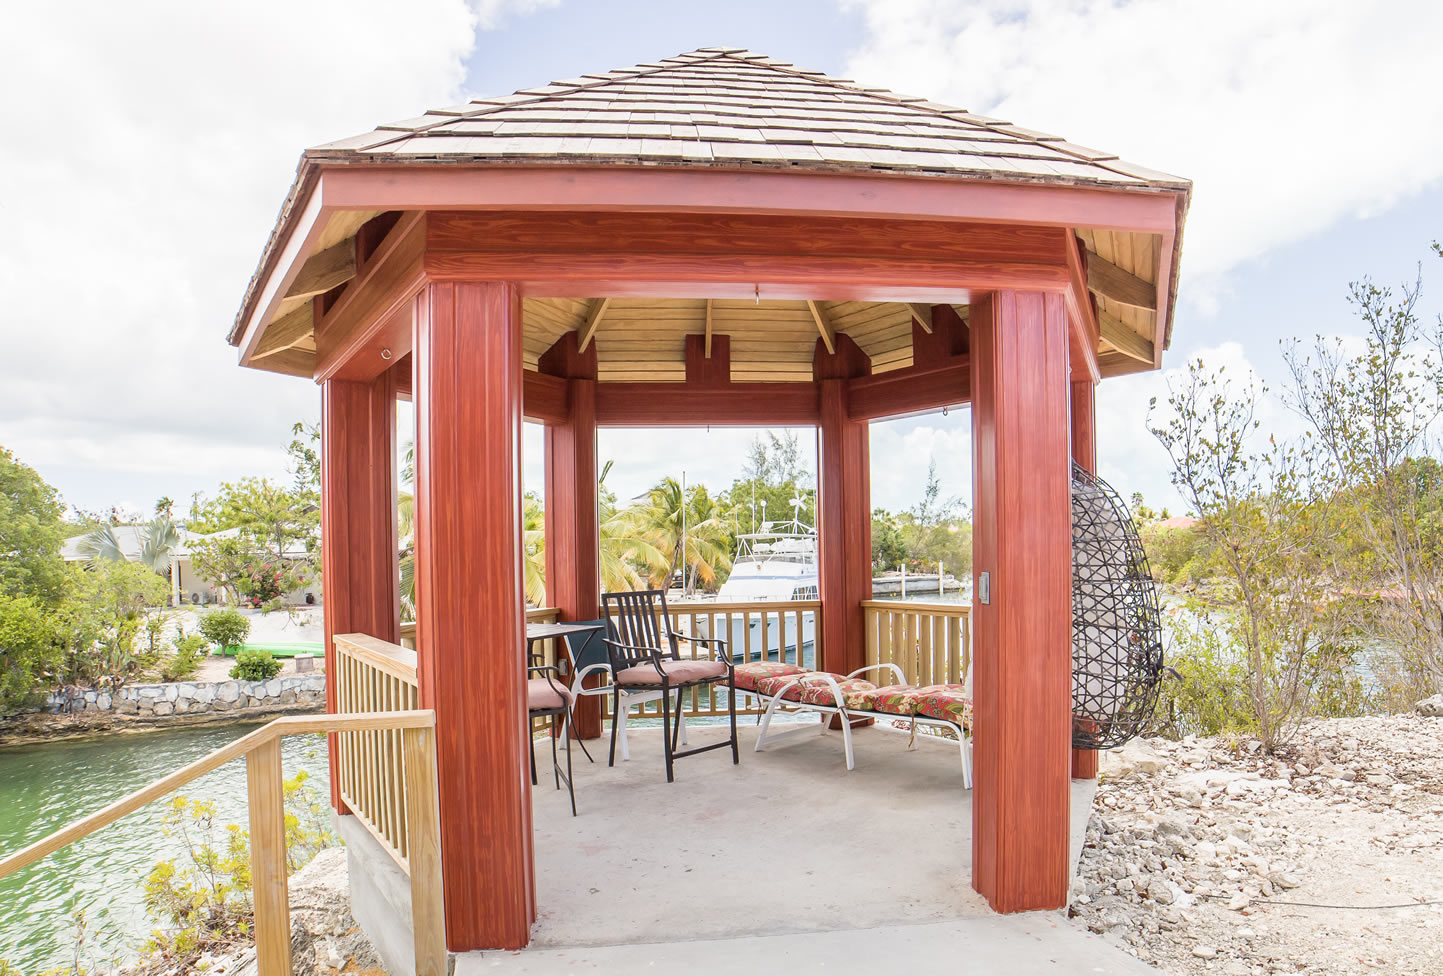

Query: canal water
[0,725,330,973]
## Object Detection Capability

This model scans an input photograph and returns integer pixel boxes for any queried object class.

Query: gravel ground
[1068,713,1443,975]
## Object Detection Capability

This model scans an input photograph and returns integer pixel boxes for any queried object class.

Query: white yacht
[713,504,818,661]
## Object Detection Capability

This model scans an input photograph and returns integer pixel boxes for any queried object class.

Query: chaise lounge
[730,661,973,788]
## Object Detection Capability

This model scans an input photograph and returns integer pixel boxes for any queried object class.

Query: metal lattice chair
[1071,462,1166,750]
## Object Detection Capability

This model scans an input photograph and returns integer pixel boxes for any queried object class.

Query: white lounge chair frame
[746,663,973,788]
[568,661,688,761]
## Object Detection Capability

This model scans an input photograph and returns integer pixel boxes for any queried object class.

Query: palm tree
[622,477,733,593]
[598,461,665,591]
[78,516,181,576]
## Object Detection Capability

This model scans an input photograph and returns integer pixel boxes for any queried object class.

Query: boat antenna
[751,480,756,535]
[790,493,803,529]
[681,471,689,596]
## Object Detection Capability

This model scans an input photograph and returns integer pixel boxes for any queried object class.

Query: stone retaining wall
[42,674,326,718]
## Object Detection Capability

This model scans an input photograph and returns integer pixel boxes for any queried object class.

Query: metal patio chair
[601,589,739,782]
[564,618,690,762]
[527,656,579,816]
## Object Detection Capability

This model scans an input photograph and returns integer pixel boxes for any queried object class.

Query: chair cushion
[914,685,973,730]
[851,684,925,715]
[615,658,728,686]
[754,671,823,701]
[731,661,807,692]
[798,676,876,707]
[527,677,574,712]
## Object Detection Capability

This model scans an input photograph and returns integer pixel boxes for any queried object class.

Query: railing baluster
[247,736,291,976]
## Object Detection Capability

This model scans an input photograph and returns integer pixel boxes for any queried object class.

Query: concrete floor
[461,722,1148,973]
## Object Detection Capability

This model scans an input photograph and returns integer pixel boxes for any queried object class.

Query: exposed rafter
[1087,254,1156,310]
[255,302,314,358]
[704,299,713,358]
[284,240,356,301]
[806,300,836,355]
[906,303,934,333]
[1098,313,1154,364]
[576,298,611,353]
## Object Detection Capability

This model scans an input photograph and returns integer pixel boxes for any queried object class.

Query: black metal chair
[601,588,739,782]
[527,655,580,816]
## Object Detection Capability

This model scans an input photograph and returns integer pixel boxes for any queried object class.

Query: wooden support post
[321,371,400,812]
[247,737,291,976]
[413,280,535,950]
[541,332,602,739]
[816,335,873,679]
[1070,378,1099,780]
[970,290,1073,913]
[402,725,447,976]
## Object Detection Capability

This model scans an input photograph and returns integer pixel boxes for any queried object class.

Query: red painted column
[970,290,1073,913]
[541,334,602,738]
[413,280,535,950]
[320,371,399,812]
[816,335,873,677]
[1070,378,1099,780]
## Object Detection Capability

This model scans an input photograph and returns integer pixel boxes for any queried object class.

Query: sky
[2,0,1441,521]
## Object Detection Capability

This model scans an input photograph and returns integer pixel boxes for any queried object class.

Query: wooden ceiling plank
[906,303,935,333]
[576,297,612,352]
[1098,312,1154,363]
[806,300,836,355]
[284,240,356,301]
[1087,252,1157,310]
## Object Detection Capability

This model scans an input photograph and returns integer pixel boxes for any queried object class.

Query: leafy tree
[871,508,908,569]
[1284,248,1443,695]
[0,594,61,712]
[56,560,170,695]
[199,609,251,654]
[622,477,733,593]
[1149,361,1354,751]
[0,446,67,604]
[189,477,317,608]
[597,461,663,593]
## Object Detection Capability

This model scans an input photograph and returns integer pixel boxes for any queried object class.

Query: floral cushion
[798,676,876,707]
[914,685,973,730]
[753,671,823,701]
[731,661,807,692]
[852,684,926,715]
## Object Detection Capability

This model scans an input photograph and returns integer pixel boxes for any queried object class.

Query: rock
[217,681,241,703]
[1226,893,1251,911]
[152,701,174,716]
[164,684,179,702]
[264,679,283,698]
[1193,945,1219,959]
[96,693,111,710]
[1417,694,1443,717]
[1102,738,1167,779]
[1146,879,1175,904]
[1269,872,1301,889]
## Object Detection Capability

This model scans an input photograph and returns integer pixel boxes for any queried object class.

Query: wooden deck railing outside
[862,600,972,688]
[0,709,445,976]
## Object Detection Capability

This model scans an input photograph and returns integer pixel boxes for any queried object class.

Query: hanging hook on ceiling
[754,283,760,305]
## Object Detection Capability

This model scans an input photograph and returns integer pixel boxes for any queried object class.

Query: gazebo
[228,48,1189,955]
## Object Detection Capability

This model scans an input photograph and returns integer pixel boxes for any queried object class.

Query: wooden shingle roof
[307,48,1186,191]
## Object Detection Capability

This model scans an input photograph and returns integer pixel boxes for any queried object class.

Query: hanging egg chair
[1071,462,1165,750]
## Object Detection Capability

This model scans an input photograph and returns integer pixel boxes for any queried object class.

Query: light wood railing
[862,600,972,688]
[333,634,422,866]
[624,599,820,719]
[0,710,444,976]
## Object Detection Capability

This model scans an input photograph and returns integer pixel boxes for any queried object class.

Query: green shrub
[229,648,281,681]
[160,634,207,682]
[198,608,250,654]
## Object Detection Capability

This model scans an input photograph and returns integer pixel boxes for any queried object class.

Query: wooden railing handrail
[335,633,419,682]
[0,710,433,880]
[861,599,971,614]
[663,599,821,613]
[0,708,444,976]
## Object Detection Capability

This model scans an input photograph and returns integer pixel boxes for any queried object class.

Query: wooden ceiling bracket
[576,298,611,353]
[704,299,713,358]
[907,303,935,334]
[284,240,357,301]
[1087,254,1157,310]
[1098,312,1154,364]
[806,300,836,355]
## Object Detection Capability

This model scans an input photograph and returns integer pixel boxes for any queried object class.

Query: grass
[225,641,324,659]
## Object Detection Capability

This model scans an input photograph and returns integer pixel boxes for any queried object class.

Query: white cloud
[0,1,542,512]
[842,1,1443,285]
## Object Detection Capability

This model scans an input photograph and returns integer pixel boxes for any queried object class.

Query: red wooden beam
[1064,234,1102,383]
[816,336,872,679]
[522,369,568,425]
[318,164,1184,234]
[320,372,400,813]
[847,359,971,422]
[1069,378,1099,780]
[594,381,819,426]
[539,332,603,739]
[412,280,534,949]
[970,290,1073,913]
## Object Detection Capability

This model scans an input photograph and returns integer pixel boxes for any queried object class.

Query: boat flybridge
[712,497,819,660]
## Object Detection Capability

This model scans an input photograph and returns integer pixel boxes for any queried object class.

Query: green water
[0,725,330,973]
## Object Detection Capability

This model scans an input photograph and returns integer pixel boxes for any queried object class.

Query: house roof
[308,48,1187,190]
